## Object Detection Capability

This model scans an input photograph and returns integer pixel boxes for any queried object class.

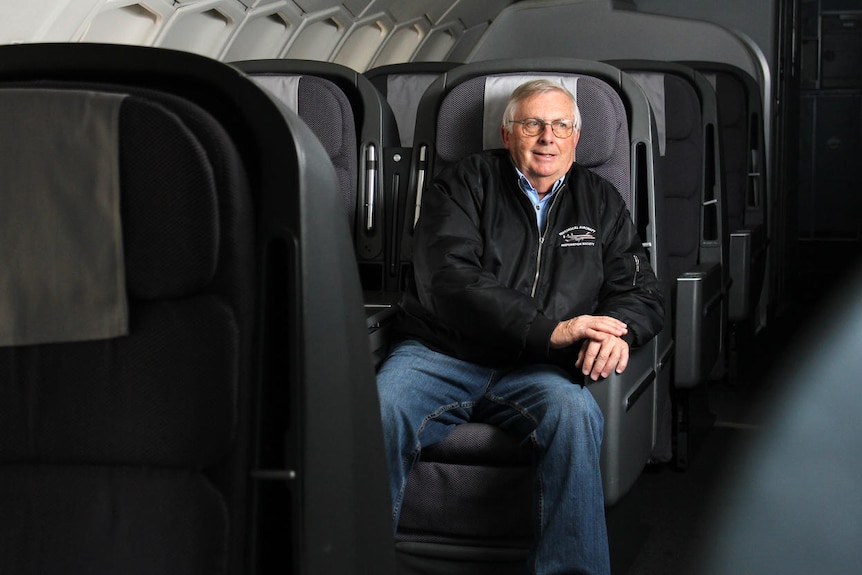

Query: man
[376,79,664,574]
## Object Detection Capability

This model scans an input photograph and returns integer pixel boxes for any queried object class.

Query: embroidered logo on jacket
[559,226,596,247]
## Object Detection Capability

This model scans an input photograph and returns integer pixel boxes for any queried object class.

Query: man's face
[501,90,579,193]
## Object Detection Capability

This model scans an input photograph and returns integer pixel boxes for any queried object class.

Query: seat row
[0,41,771,575]
[224,56,769,573]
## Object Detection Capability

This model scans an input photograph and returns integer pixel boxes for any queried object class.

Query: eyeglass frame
[508,117,578,138]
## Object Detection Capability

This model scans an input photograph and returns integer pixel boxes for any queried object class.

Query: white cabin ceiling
[0,0,523,71]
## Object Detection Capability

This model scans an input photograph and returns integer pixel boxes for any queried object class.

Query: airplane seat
[0,43,395,575]
[608,60,732,469]
[364,62,459,148]
[241,71,358,229]
[362,62,461,310]
[231,59,403,295]
[392,58,670,574]
[680,61,769,377]
[230,59,405,365]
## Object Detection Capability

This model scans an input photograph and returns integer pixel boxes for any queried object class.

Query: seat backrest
[245,72,358,229]
[681,60,769,327]
[639,71,704,283]
[607,60,729,412]
[681,61,767,234]
[0,43,395,575]
[405,61,661,267]
[609,60,728,293]
[364,62,459,147]
[407,59,674,385]
[231,59,402,293]
[424,71,632,207]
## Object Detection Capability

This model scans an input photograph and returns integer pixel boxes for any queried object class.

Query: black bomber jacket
[395,149,665,373]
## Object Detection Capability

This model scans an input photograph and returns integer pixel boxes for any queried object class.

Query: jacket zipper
[632,254,640,286]
[530,184,566,298]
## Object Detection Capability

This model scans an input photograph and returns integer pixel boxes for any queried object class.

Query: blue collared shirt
[515,168,565,233]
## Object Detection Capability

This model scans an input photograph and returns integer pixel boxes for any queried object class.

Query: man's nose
[538,123,555,141]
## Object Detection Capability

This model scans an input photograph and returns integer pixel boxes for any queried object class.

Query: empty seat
[231,58,403,295]
[231,59,407,364]
[681,61,770,376]
[0,43,395,575]
[364,62,459,148]
[390,58,671,573]
[609,59,731,467]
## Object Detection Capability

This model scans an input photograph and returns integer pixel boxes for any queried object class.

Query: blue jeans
[376,340,610,575]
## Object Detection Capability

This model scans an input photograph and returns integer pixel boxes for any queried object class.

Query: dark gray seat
[681,60,770,379]
[609,59,731,468]
[365,62,459,148]
[0,43,394,575]
[231,59,407,364]
[392,58,671,574]
[231,58,403,294]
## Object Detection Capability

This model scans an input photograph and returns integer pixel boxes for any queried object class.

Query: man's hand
[576,335,630,381]
[549,315,629,380]
[549,315,627,349]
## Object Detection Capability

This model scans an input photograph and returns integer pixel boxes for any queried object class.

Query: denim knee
[538,382,604,437]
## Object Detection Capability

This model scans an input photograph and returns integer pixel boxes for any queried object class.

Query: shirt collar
[514,167,565,202]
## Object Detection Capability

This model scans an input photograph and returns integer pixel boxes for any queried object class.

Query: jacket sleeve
[411,157,545,358]
[594,188,665,348]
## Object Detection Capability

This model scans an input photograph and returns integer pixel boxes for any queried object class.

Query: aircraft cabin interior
[0,0,860,574]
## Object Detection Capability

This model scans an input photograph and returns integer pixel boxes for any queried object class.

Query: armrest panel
[365,293,399,368]
[588,342,656,505]
[674,262,723,387]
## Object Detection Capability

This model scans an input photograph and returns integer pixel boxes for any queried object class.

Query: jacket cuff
[526,314,558,357]
[621,329,638,348]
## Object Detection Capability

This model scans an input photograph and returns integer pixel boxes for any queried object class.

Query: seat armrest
[728,222,768,322]
[365,292,399,367]
[728,229,753,322]
[674,262,723,387]
[588,342,656,505]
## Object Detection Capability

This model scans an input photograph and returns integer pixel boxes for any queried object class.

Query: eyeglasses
[510,118,575,138]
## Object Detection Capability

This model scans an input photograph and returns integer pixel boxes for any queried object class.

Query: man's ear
[501,124,511,150]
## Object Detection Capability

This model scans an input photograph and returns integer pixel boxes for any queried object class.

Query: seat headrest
[663,74,699,142]
[627,72,667,156]
[247,74,357,227]
[386,73,440,147]
[436,73,624,169]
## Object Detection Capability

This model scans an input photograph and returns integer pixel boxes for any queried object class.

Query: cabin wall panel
[372,20,428,67]
[81,2,165,45]
[156,1,246,58]
[333,15,391,70]
[3,0,103,43]
[283,8,350,61]
[442,0,516,28]
[222,5,299,61]
[413,24,459,61]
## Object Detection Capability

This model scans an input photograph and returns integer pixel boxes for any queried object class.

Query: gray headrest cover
[0,89,128,346]
[628,72,667,156]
